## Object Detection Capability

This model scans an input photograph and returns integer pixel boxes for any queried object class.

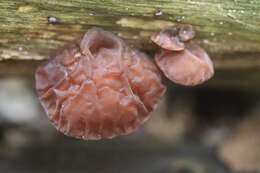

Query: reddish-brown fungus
[178,24,195,42]
[35,28,166,140]
[151,27,185,51]
[155,42,214,86]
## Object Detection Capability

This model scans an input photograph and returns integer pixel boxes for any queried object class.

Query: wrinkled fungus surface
[35,28,166,140]
[155,43,214,86]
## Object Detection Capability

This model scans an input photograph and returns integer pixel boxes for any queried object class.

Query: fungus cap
[151,27,185,51]
[155,43,214,86]
[35,28,166,140]
[178,24,195,42]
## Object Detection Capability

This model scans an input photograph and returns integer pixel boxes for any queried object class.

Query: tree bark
[0,0,260,88]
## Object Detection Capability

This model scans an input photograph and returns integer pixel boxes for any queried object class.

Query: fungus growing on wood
[178,24,195,42]
[155,43,214,86]
[152,25,214,86]
[151,27,185,51]
[35,28,166,140]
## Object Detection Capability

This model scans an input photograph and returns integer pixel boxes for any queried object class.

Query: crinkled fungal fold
[155,43,214,86]
[35,28,166,140]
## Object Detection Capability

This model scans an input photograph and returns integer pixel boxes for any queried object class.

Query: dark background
[0,76,259,173]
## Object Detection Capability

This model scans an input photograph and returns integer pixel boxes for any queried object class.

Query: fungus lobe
[35,28,166,140]
[178,24,195,42]
[152,25,214,86]
[155,43,214,86]
[151,27,185,51]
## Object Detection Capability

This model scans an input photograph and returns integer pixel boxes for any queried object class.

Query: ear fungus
[178,24,195,42]
[152,25,214,86]
[151,27,185,51]
[155,43,214,86]
[35,28,166,140]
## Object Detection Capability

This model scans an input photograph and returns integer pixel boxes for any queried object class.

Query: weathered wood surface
[0,0,260,88]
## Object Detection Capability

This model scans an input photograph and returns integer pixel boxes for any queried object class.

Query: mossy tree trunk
[0,0,260,88]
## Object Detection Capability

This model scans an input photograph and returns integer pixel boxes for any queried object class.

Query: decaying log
[0,0,260,88]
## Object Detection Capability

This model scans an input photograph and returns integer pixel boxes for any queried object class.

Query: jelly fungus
[35,28,166,140]
[178,24,195,42]
[152,25,214,86]
[151,27,185,51]
[155,42,214,86]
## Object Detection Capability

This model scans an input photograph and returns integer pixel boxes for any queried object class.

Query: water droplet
[176,17,182,23]
[154,8,163,16]
[219,21,224,25]
[117,33,123,37]
[133,35,139,39]
[74,53,81,58]
[47,16,59,24]
[203,39,209,44]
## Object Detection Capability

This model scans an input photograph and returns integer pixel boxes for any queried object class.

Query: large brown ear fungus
[35,28,166,140]
[152,25,214,86]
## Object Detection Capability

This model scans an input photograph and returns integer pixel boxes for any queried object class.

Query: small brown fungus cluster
[151,25,214,86]
[35,28,166,140]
